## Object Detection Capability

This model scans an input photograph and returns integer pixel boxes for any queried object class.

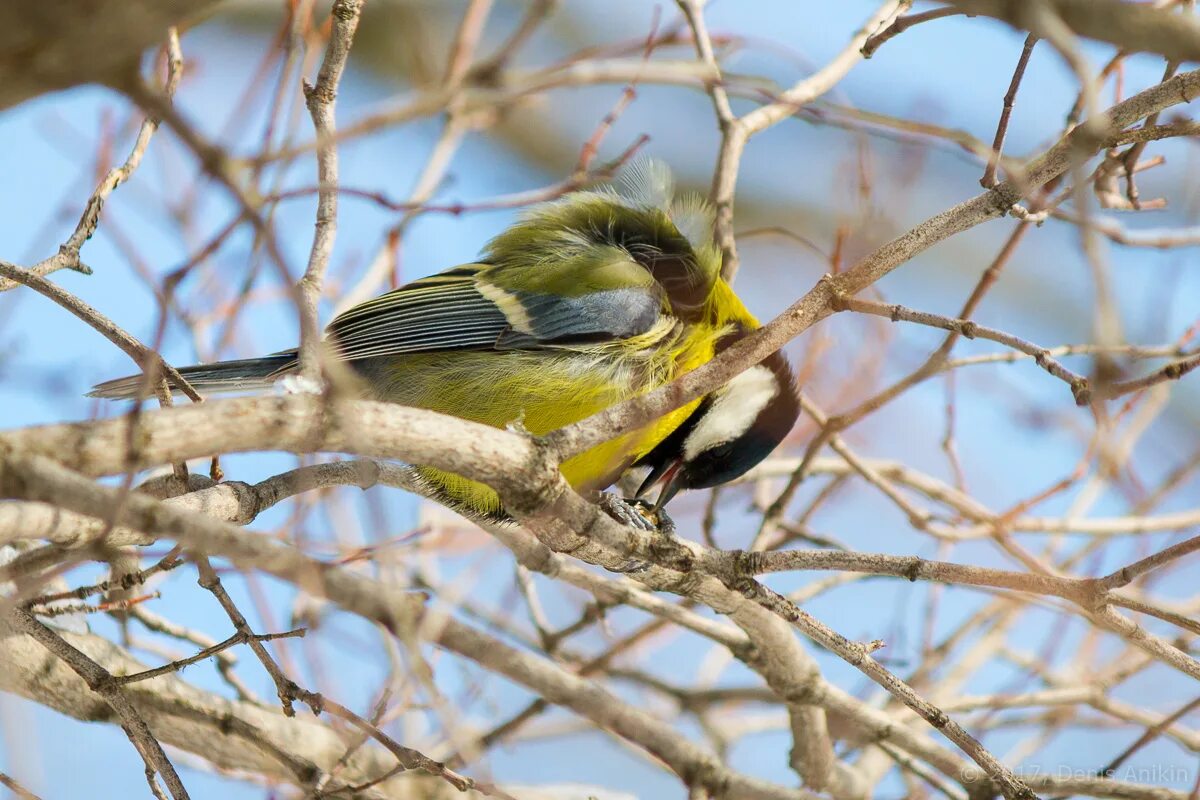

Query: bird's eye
[708,443,735,461]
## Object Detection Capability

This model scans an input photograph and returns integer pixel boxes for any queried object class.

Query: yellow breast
[410,278,755,520]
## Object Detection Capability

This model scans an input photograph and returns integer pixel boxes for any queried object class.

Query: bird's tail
[88,352,297,399]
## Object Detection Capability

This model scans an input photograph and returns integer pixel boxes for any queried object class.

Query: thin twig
[5,608,191,800]
[982,34,1038,187]
[861,8,964,58]
[113,627,306,686]
[21,549,183,608]
[0,261,203,404]
[830,291,1093,405]
[0,31,184,293]
[297,0,363,381]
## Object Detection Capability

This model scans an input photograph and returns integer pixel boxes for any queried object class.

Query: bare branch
[4,608,191,800]
[297,0,363,381]
[945,0,1200,62]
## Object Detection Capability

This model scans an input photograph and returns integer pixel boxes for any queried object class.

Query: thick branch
[945,0,1200,62]
[0,623,498,798]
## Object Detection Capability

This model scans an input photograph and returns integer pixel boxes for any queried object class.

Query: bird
[91,162,800,527]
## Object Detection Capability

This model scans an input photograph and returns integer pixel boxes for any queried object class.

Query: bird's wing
[324,259,666,361]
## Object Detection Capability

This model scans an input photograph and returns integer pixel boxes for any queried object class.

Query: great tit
[91,163,800,524]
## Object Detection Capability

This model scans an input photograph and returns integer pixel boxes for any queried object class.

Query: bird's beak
[636,459,684,513]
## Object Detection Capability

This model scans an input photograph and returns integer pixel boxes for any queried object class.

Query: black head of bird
[633,340,800,513]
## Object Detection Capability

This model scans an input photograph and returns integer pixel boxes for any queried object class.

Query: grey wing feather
[495,288,661,349]
[93,262,669,399]
[324,269,664,360]
[326,280,510,359]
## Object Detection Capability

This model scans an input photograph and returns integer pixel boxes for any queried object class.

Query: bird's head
[633,345,800,511]
[483,160,722,321]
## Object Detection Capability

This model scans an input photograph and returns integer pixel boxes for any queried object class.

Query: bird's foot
[598,492,656,531]
[626,497,678,537]
[597,493,678,574]
[597,493,677,534]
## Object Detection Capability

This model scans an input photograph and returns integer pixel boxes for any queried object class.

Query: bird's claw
[647,502,677,537]
[596,493,677,535]
[598,492,676,532]
[598,492,655,531]
[596,493,683,575]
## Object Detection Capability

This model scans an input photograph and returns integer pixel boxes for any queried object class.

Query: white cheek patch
[683,365,779,460]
